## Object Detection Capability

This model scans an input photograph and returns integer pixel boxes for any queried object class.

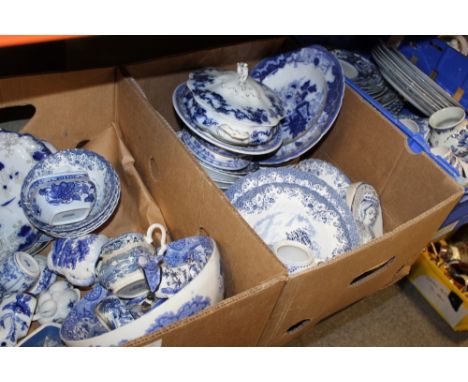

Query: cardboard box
[408,245,468,331]
[0,67,287,346]
[126,37,465,346]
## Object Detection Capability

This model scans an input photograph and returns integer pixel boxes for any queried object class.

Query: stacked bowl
[173,63,285,189]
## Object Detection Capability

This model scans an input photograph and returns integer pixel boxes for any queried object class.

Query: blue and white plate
[397,109,430,141]
[21,149,120,238]
[0,130,53,259]
[179,129,251,171]
[227,167,360,248]
[187,66,284,128]
[293,159,351,200]
[252,47,329,144]
[173,84,283,155]
[60,284,110,343]
[233,182,359,261]
[17,323,64,347]
[252,46,345,165]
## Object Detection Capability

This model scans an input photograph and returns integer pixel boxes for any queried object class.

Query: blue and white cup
[429,107,467,157]
[97,224,167,299]
[0,252,40,295]
[28,255,57,296]
[271,240,319,274]
[28,172,97,226]
[94,296,135,331]
[0,293,37,346]
[48,234,108,287]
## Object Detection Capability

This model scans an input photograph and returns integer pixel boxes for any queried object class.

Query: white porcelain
[0,251,40,295]
[271,240,320,274]
[187,63,284,128]
[0,293,37,346]
[27,254,57,296]
[97,224,166,299]
[28,172,96,226]
[347,182,383,244]
[33,280,81,325]
[429,107,467,156]
[0,131,53,259]
[47,234,108,287]
[61,237,223,346]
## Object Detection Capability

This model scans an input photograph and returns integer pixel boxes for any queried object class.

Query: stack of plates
[226,167,361,266]
[173,63,285,189]
[372,42,462,116]
[332,49,403,115]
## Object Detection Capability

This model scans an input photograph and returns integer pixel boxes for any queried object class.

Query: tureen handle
[237,62,248,83]
[145,223,167,255]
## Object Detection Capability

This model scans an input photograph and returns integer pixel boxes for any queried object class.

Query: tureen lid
[187,63,285,127]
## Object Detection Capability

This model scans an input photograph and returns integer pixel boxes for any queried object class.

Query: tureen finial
[237,62,248,83]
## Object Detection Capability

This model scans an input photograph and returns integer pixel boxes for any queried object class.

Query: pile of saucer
[372,42,462,116]
[332,49,404,115]
[226,159,384,274]
[173,46,347,186]
[173,63,284,189]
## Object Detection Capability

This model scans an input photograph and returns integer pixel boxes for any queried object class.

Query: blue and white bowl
[252,45,345,165]
[0,130,53,258]
[398,109,431,141]
[20,149,120,238]
[61,237,223,346]
[173,84,283,156]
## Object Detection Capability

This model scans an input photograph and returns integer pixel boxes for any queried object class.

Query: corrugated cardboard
[0,67,286,346]
[126,37,464,346]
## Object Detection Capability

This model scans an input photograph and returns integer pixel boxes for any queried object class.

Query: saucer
[0,130,53,258]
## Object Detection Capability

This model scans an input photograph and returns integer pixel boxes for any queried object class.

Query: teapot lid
[187,63,284,127]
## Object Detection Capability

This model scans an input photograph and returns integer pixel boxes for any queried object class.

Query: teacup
[0,252,40,295]
[0,293,37,346]
[28,172,96,226]
[95,296,135,331]
[28,254,57,296]
[48,234,108,287]
[33,280,81,325]
[97,224,167,299]
[271,240,320,274]
[429,107,467,156]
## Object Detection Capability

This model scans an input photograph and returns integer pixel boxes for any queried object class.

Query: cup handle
[144,223,167,255]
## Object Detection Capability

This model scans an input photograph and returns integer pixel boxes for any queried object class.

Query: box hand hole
[350,256,395,287]
[0,105,36,132]
[287,319,311,334]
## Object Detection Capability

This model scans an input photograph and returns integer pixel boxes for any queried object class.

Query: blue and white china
[252,46,345,165]
[95,296,135,331]
[179,129,251,171]
[293,159,351,200]
[200,161,257,183]
[226,168,360,249]
[20,149,120,238]
[252,48,329,144]
[48,234,108,287]
[97,224,166,299]
[429,107,467,157]
[187,63,284,128]
[271,240,321,274]
[430,146,464,175]
[0,292,37,346]
[17,323,64,347]
[28,254,57,296]
[33,280,80,325]
[173,83,283,155]
[28,172,96,226]
[398,109,431,141]
[0,130,52,258]
[232,182,360,261]
[0,251,40,295]
[61,237,223,346]
[346,182,383,244]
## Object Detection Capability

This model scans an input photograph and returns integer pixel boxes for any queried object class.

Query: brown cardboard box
[0,67,286,346]
[126,37,465,346]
